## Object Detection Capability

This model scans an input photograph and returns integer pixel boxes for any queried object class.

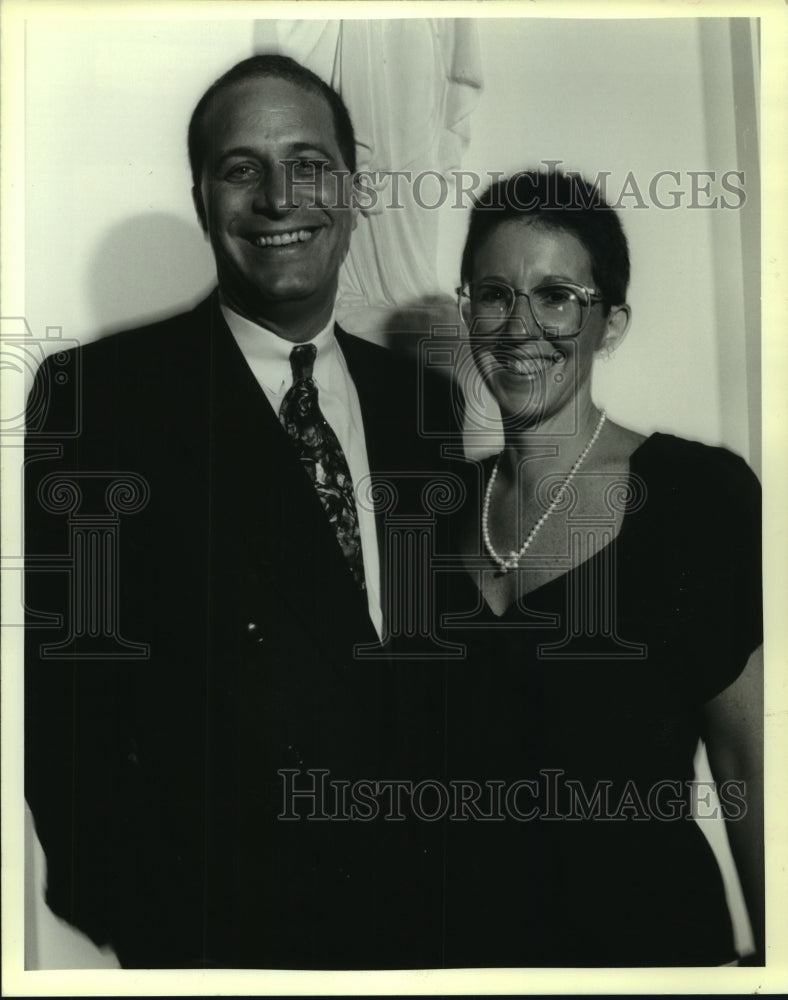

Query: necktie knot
[289,343,317,382]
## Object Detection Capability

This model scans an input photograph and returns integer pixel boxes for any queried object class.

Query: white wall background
[24,20,252,343]
[432,17,758,464]
[20,14,759,969]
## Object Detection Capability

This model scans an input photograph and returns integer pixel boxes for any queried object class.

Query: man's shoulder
[69,294,214,367]
[27,296,218,438]
[336,326,463,447]
[335,326,453,394]
[30,296,218,418]
[334,327,402,370]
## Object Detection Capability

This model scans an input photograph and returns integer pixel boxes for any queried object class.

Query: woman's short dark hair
[187,54,357,187]
[460,170,630,309]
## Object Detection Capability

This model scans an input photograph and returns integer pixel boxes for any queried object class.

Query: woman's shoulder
[630,433,761,530]
[632,431,760,496]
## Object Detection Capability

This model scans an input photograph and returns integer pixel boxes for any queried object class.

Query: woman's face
[467,219,620,429]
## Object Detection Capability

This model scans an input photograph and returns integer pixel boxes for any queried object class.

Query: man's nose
[251,163,296,216]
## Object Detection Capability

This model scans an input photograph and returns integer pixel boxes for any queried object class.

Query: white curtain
[253,18,482,340]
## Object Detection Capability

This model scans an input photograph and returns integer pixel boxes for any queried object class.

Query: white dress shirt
[221,303,383,639]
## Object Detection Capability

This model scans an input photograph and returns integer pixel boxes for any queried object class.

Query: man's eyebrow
[214,147,262,166]
[287,142,337,161]
[214,143,338,166]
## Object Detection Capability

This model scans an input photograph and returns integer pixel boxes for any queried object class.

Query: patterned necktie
[279,343,366,591]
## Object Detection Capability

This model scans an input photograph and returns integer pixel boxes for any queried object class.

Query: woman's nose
[505,297,541,338]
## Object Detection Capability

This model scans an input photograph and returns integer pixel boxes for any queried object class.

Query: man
[25,55,456,969]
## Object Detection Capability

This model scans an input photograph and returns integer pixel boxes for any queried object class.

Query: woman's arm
[700,644,764,963]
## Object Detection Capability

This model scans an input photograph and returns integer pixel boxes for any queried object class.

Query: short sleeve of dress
[627,435,762,705]
[713,448,763,690]
[677,441,762,702]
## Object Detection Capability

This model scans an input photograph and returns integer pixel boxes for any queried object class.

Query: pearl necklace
[482,410,607,573]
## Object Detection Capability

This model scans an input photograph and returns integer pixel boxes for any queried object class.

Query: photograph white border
[2,0,786,994]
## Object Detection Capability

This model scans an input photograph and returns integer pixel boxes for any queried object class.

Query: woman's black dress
[400,433,762,967]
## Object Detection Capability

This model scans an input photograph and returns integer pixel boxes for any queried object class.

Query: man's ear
[597,303,632,357]
[349,173,361,231]
[192,185,208,233]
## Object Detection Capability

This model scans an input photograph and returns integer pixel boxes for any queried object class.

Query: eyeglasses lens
[530,286,582,338]
[466,282,584,337]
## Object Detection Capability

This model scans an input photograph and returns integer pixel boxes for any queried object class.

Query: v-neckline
[475,432,657,619]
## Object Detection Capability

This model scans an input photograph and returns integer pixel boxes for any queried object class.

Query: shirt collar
[220,302,337,393]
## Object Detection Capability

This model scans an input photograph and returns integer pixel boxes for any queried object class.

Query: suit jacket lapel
[196,298,377,656]
[334,324,394,504]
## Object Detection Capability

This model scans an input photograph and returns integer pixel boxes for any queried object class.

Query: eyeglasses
[457,280,605,338]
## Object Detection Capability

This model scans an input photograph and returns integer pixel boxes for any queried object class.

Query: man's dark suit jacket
[25,292,460,969]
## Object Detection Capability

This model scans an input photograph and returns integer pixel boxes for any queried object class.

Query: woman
[438,169,763,967]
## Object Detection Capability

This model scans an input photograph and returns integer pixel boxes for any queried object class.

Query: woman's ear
[597,303,632,357]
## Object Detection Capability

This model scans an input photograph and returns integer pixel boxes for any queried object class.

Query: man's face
[194,76,357,341]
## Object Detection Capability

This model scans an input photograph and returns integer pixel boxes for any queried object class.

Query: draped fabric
[253,18,483,337]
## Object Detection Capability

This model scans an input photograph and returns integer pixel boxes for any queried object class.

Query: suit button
[246,621,264,644]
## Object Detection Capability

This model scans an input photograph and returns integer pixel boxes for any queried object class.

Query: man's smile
[248,228,316,248]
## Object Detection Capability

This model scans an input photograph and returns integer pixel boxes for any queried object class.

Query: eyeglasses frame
[456,279,606,339]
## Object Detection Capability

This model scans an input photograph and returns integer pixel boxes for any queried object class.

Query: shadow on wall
[381,293,507,458]
[380,293,501,456]
[380,293,458,359]
[88,213,217,339]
